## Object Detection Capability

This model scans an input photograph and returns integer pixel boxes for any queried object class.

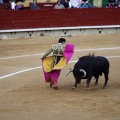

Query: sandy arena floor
[0,34,120,120]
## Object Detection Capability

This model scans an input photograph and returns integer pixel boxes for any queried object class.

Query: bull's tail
[66,68,73,76]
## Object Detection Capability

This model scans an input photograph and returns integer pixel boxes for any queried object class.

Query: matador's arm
[41,48,53,59]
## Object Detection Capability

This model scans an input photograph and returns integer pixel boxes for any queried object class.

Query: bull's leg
[72,83,77,89]
[86,76,92,90]
[103,71,109,88]
[94,75,99,85]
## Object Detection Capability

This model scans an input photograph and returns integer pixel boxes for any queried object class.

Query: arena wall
[0,8,120,39]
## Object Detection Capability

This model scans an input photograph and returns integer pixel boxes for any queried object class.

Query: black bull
[66,55,110,89]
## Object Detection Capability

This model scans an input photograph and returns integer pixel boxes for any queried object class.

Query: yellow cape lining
[43,57,66,72]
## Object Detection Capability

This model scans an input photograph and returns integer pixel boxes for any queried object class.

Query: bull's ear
[92,53,95,57]
[88,53,91,56]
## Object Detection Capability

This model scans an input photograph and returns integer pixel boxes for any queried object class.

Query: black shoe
[50,83,53,87]
[54,86,58,90]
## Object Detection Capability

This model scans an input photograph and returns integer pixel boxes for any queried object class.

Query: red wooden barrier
[0,8,120,30]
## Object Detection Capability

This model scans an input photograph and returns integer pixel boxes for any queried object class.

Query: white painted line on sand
[74,47,120,51]
[0,55,120,80]
[0,47,120,60]
[0,66,42,79]
[0,53,44,60]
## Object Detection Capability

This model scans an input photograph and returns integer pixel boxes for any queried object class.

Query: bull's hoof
[102,84,107,89]
[86,87,90,90]
[72,86,76,89]
[102,86,107,89]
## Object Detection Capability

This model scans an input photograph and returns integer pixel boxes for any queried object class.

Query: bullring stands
[17,0,57,8]
[16,0,30,7]
[0,0,57,10]
[29,0,57,9]
[30,0,57,2]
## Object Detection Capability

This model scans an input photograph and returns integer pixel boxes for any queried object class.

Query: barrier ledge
[0,25,120,33]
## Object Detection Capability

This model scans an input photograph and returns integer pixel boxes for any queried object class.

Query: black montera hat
[58,38,66,43]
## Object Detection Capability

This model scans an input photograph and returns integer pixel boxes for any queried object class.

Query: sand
[0,34,120,120]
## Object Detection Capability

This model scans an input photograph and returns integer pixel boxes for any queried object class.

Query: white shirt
[69,0,82,8]
[54,4,65,9]
[11,2,16,10]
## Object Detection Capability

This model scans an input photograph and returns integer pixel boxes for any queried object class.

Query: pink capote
[42,43,74,84]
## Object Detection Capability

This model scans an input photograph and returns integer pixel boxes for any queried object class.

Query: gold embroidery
[52,43,65,56]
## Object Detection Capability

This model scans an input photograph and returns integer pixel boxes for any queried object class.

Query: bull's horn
[66,68,73,76]
[79,69,86,77]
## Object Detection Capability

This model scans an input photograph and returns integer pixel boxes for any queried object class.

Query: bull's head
[66,68,86,85]
[73,69,86,84]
